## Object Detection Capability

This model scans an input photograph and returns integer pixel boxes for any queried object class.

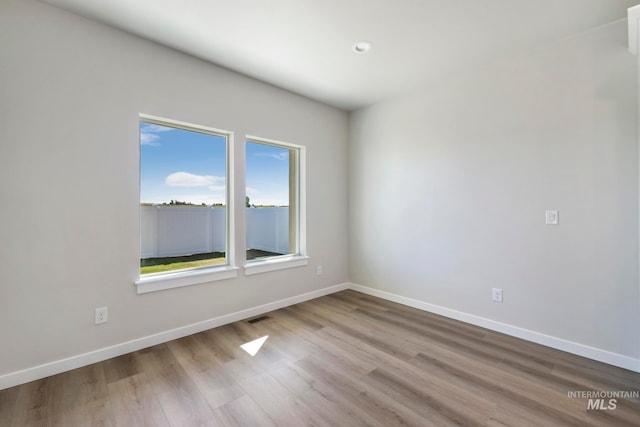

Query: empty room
[1,0,640,425]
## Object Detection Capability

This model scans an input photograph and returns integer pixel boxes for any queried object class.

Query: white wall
[0,0,348,378]
[350,20,640,359]
[1,0,638,385]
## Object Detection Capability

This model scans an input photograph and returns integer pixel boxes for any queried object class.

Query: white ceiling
[41,0,639,111]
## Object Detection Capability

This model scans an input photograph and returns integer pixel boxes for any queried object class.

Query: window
[136,115,237,293]
[245,136,307,275]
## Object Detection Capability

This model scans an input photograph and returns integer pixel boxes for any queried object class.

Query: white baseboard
[347,283,640,373]
[0,283,349,391]
[3,281,636,391]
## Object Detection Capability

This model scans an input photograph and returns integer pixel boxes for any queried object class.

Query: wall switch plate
[492,288,503,303]
[545,210,559,225]
[95,307,108,325]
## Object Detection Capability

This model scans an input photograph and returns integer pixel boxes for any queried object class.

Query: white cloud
[140,123,175,146]
[140,133,160,146]
[165,172,225,187]
[248,190,288,206]
[255,152,288,160]
[246,187,260,195]
[142,124,175,133]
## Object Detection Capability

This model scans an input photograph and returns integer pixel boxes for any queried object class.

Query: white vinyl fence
[140,206,289,258]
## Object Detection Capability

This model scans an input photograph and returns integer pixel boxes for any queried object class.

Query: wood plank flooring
[1,290,639,426]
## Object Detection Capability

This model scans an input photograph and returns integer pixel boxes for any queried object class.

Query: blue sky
[246,141,289,206]
[140,122,289,206]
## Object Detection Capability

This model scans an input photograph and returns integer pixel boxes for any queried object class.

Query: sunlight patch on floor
[240,335,269,356]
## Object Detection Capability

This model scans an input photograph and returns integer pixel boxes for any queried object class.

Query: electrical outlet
[492,288,503,303]
[545,210,559,225]
[95,307,108,325]
[317,265,323,276]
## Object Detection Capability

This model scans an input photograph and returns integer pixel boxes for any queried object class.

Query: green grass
[140,250,286,275]
[140,252,225,275]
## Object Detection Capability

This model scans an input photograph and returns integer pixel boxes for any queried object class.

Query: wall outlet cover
[95,307,108,325]
[545,210,559,225]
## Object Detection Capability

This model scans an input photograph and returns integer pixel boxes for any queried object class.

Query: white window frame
[135,114,238,294]
[244,135,308,275]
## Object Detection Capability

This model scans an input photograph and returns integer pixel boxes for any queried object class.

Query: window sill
[135,265,239,294]
[244,255,309,276]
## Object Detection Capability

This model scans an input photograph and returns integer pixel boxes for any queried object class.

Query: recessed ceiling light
[352,41,372,54]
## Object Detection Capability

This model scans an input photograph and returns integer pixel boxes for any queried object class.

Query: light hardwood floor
[1,290,639,426]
